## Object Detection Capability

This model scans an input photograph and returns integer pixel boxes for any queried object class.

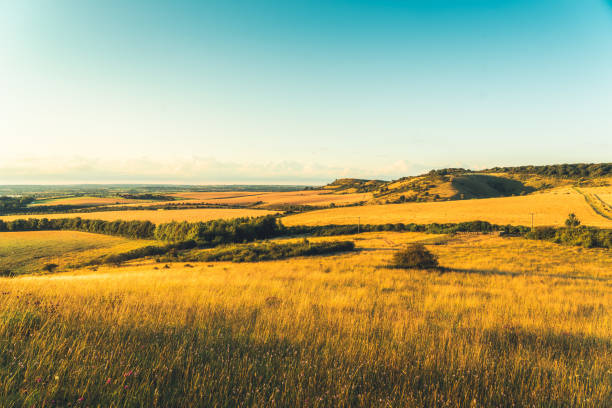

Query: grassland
[283,187,612,228]
[0,208,277,224]
[0,231,155,275]
[0,232,609,406]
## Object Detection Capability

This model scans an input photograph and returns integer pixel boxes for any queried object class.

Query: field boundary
[574,187,612,221]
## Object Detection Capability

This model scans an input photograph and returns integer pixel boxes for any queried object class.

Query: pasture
[0,208,277,224]
[282,187,612,227]
[0,231,155,275]
[0,233,609,406]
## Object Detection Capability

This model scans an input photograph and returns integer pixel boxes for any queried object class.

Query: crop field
[172,190,372,207]
[0,208,277,224]
[283,187,612,227]
[0,231,155,275]
[0,233,610,406]
[580,186,612,211]
[31,196,147,207]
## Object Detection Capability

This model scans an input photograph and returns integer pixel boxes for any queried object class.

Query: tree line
[0,215,283,244]
[0,196,35,214]
[484,163,611,179]
[2,214,610,250]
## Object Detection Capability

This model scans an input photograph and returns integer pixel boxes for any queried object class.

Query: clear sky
[1,0,611,184]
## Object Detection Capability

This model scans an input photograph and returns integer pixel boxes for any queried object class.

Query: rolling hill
[321,163,611,204]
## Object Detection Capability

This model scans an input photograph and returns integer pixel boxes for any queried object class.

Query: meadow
[0,232,610,406]
[0,231,155,275]
[283,187,612,228]
[0,208,277,224]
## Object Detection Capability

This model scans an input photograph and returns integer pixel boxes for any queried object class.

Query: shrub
[391,244,438,269]
[42,263,59,273]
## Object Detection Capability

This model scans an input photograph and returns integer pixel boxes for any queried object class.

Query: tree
[565,213,581,228]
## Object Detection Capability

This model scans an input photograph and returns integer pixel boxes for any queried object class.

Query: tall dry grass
[0,234,610,406]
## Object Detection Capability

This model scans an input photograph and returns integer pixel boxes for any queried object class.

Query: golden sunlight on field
[282,188,612,227]
[32,196,146,206]
[172,190,372,207]
[0,231,155,274]
[0,233,610,406]
[0,208,277,224]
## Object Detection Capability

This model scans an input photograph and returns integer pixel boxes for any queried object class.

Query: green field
[0,231,155,275]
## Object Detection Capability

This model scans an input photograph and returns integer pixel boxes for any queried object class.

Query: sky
[1,0,611,184]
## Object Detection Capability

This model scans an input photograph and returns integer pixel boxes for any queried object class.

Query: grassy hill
[321,162,611,204]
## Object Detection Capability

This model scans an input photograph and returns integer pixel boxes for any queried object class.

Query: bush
[391,244,438,269]
[42,263,59,273]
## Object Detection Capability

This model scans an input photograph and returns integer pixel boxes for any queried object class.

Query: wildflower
[35,378,41,383]
[77,397,84,402]
[106,378,112,384]
[54,375,59,381]
[124,370,133,377]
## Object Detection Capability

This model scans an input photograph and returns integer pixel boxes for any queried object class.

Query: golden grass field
[0,208,277,224]
[32,196,146,206]
[0,231,155,275]
[581,186,612,213]
[172,190,372,207]
[283,187,612,227]
[0,232,610,406]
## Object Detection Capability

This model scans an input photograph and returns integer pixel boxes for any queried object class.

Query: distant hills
[322,162,612,204]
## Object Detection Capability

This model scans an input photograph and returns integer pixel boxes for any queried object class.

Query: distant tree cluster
[0,217,156,239]
[187,240,355,263]
[118,193,175,201]
[0,215,284,244]
[0,196,35,214]
[484,163,611,178]
[154,215,283,244]
[426,168,471,177]
[286,220,500,236]
[524,214,612,249]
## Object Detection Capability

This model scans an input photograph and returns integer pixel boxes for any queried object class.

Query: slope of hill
[320,162,611,204]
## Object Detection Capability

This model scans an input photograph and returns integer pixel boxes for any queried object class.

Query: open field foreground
[0,208,277,224]
[0,233,610,406]
[283,188,612,228]
[0,231,156,275]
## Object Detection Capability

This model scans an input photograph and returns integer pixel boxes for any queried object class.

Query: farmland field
[282,187,612,227]
[0,231,155,275]
[0,232,610,406]
[31,196,148,206]
[172,190,372,207]
[0,208,277,223]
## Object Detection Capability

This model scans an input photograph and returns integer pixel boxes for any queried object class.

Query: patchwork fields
[282,187,612,227]
[0,208,277,224]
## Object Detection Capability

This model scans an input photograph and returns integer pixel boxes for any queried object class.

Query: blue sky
[1,0,611,184]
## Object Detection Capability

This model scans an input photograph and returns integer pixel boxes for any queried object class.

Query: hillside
[321,162,611,204]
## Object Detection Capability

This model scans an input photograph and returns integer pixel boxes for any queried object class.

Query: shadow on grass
[441,266,611,282]
[481,325,611,360]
